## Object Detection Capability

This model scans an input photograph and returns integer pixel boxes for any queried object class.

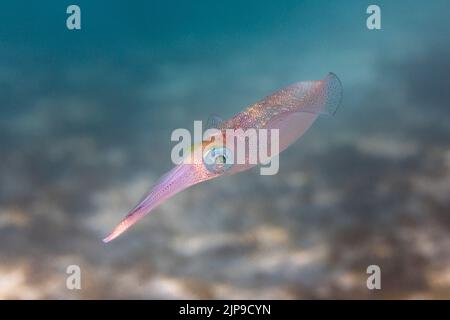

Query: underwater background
[0,0,449,299]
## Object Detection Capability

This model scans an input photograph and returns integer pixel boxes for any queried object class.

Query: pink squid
[103,73,343,242]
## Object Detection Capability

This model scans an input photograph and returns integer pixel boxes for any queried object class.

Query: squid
[103,73,343,242]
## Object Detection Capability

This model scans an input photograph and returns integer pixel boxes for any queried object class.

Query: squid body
[103,73,343,242]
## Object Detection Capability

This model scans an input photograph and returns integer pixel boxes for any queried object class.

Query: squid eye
[203,147,234,173]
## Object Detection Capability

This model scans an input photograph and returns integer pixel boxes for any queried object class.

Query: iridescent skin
[103,73,342,242]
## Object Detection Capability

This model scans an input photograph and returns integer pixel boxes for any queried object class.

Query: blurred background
[0,0,449,299]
